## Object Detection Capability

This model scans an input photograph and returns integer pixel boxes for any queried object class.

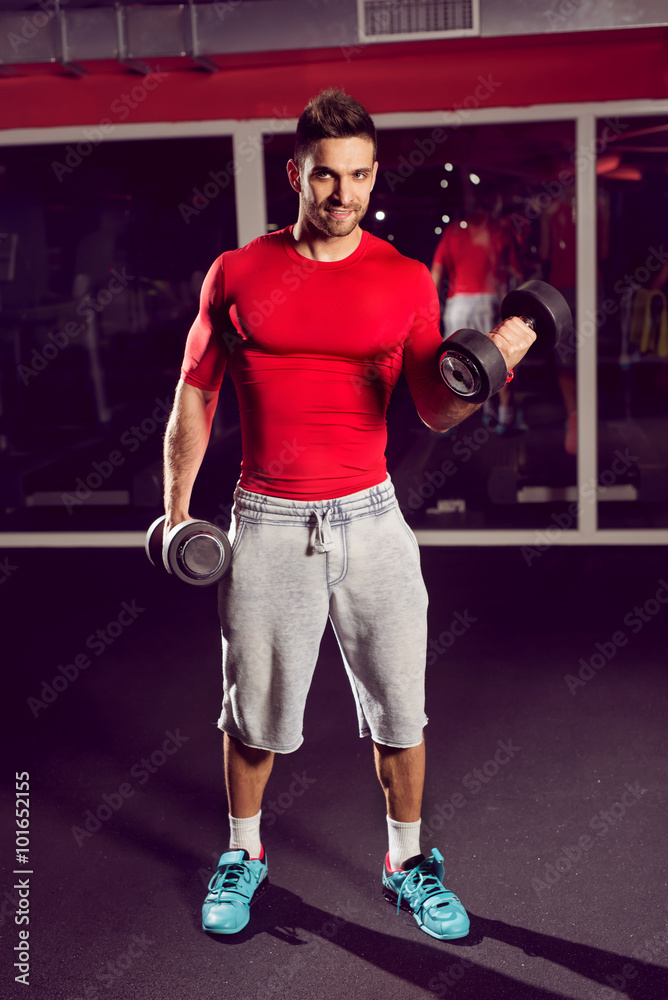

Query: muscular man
[163,89,534,941]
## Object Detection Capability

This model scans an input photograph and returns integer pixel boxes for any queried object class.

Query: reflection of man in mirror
[431,189,522,431]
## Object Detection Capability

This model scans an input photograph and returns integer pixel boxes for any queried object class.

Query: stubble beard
[313,200,369,238]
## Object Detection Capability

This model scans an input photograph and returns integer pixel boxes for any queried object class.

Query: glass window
[0,135,237,531]
[596,115,668,529]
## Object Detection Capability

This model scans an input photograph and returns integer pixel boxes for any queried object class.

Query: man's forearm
[418,382,481,433]
[163,379,218,524]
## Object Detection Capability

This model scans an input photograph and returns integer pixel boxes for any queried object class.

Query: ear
[286,158,302,194]
[370,160,379,193]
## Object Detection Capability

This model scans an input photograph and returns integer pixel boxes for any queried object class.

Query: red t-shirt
[181,226,442,499]
[432,217,517,297]
[547,198,576,290]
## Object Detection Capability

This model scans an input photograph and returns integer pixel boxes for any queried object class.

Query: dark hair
[294,88,377,166]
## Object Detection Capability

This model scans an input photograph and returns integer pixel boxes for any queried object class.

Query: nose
[333,176,355,207]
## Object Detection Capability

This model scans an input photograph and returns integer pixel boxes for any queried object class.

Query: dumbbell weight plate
[438,328,508,404]
[145,514,167,570]
[166,520,231,586]
[145,515,231,587]
[501,279,572,350]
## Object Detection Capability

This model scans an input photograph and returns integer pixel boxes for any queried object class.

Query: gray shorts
[216,477,429,753]
[443,292,498,338]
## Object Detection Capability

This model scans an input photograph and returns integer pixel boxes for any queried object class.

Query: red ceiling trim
[0,28,666,131]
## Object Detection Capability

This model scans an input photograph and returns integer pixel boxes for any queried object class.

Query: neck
[291,216,363,262]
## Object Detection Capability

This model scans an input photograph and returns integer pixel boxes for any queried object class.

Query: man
[163,89,534,941]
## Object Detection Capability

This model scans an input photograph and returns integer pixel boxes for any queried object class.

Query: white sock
[229,810,262,859]
[387,815,421,871]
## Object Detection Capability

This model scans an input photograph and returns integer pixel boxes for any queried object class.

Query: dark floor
[2,544,668,1000]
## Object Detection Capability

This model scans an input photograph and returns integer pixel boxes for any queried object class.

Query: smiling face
[288,136,378,240]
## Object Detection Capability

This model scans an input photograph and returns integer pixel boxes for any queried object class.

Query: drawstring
[313,508,334,553]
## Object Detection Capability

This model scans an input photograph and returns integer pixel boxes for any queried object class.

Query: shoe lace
[396,857,453,915]
[207,861,252,900]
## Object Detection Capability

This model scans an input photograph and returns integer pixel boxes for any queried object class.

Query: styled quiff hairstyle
[294,88,377,167]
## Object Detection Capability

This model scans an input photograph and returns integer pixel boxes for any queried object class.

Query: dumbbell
[437,279,572,403]
[145,515,231,587]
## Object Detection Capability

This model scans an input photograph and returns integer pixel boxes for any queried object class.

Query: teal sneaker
[382,849,470,941]
[202,849,268,935]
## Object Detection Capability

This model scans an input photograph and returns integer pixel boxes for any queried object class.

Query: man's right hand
[162,513,193,572]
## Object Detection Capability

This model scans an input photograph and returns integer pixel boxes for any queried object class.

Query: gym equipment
[437,280,572,403]
[145,515,231,587]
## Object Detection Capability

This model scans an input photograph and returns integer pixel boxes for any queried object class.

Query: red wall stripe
[0,28,666,131]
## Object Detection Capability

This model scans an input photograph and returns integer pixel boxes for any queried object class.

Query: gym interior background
[2,3,668,1000]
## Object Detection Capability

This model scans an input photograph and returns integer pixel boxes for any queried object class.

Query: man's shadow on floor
[201,881,668,1000]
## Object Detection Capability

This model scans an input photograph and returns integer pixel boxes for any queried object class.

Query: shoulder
[215,229,291,294]
[222,227,289,264]
[364,233,436,310]
[365,231,425,277]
